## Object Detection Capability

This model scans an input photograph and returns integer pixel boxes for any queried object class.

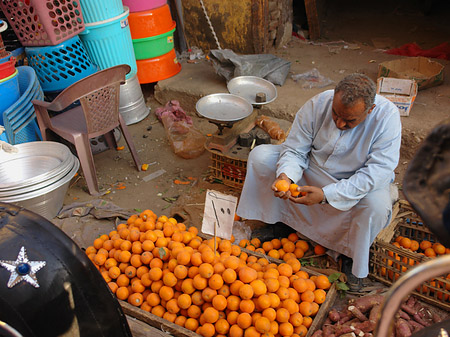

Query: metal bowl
[0,141,73,190]
[196,93,253,123]
[0,156,80,220]
[0,155,75,197]
[227,76,277,105]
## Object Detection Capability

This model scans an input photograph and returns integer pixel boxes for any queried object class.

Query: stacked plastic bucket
[124,0,181,84]
[78,0,149,125]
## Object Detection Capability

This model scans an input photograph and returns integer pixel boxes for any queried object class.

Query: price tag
[201,190,238,240]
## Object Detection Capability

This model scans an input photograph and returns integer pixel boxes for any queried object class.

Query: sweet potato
[395,318,412,337]
[339,333,356,337]
[348,305,368,321]
[350,294,385,313]
[397,309,411,320]
[334,325,356,337]
[329,309,341,322]
[408,320,425,332]
[311,330,324,337]
[350,319,375,333]
[400,303,417,316]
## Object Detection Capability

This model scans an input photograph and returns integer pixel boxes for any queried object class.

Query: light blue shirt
[276,90,402,211]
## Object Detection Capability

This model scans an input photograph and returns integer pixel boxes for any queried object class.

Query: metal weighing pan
[196,93,253,123]
[227,76,277,105]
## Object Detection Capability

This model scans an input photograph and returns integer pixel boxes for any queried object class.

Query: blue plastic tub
[25,35,98,92]
[79,7,137,79]
[80,0,123,23]
[0,69,20,117]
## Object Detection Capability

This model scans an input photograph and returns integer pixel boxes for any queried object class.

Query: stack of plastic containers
[0,20,19,117]
[125,0,181,84]
[0,0,92,143]
[1,66,44,144]
[78,0,149,125]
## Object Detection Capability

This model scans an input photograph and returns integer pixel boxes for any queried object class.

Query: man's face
[331,91,374,130]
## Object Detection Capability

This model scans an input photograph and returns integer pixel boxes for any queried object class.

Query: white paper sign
[201,190,238,240]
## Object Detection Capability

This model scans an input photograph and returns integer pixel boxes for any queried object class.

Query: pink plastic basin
[122,0,167,13]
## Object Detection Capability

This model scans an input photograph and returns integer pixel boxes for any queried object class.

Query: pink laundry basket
[0,0,85,46]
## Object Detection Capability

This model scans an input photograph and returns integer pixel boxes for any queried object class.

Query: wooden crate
[121,234,338,337]
[369,201,450,310]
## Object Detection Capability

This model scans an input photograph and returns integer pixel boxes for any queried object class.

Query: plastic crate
[207,146,248,190]
[0,0,85,47]
[25,35,97,92]
[369,202,450,310]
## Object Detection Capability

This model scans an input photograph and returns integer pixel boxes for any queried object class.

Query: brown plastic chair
[32,64,142,196]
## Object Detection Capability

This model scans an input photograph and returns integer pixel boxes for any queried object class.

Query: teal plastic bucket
[79,7,137,79]
[132,26,176,60]
[80,0,123,23]
[0,69,20,118]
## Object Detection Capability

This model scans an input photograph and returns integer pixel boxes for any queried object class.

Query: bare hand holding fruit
[289,185,325,205]
[271,173,291,199]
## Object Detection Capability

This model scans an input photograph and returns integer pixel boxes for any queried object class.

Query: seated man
[236,73,402,291]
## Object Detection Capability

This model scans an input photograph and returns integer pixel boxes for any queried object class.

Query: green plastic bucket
[132,26,176,60]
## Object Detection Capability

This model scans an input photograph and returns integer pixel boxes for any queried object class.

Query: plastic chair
[32,64,142,196]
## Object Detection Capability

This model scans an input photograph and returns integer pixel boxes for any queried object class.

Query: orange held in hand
[289,184,300,197]
[275,180,290,192]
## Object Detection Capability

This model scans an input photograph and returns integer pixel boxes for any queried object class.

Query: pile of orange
[381,236,450,294]
[393,235,450,258]
[239,233,327,261]
[86,209,332,337]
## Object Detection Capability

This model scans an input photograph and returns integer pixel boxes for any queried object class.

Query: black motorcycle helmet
[0,202,132,337]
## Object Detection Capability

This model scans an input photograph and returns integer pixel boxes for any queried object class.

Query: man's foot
[251,222,296,242]
[341,255,366,294]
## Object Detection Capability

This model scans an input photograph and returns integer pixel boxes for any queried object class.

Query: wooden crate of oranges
[85,210,337,337]
[369,202,450,311]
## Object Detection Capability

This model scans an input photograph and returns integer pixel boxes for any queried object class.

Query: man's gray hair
[335,74,376,112]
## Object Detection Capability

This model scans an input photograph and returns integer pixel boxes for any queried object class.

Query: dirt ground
[61,0,450,247]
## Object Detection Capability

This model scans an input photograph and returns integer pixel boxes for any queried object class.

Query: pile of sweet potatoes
[311,293,449,337]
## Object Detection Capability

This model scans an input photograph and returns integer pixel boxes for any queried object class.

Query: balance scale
[196,76,278,153]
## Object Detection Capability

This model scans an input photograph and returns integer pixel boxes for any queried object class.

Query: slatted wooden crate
[369,200,450,310]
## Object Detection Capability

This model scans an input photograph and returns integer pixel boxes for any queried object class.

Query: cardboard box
[377,77,418,117]
[378,56,444,90]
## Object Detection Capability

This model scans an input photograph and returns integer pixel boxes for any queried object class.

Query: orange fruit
[278,263,293,277]
[212,294,228,311]
[116,286,129,300]
[276,308,290,323]
[208,274,224,290]
[215,318,230,335]
[425,247,437,257]
[313,289,327,304]
[199,323,215,337]
[420,240,432,251]
[299,301,313,316]
[229,324,244,337]
[400,237,412,249]
[255,317,271,333]
[289,184,300,197]
[275,180,290,192]
[314,275,331,290]
[223,268,238,284]
[279,322,294,337]
[239,299,255,313]
[290,312,304,327]
[314,244,326,255]
[434,243,446,255]
[239,267,258,283]
[410,240,420,252]
[287,259,301,273]
[185,318,199,332]
[204,307,220,324]
[239,284,254,300]
[128,293,144,307]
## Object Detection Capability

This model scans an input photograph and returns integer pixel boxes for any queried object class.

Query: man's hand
[271,173,292,200]
[289,185,325,205]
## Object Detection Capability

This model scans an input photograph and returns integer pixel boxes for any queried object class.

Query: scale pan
[227,76,277,105]
[196,93,253,123]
